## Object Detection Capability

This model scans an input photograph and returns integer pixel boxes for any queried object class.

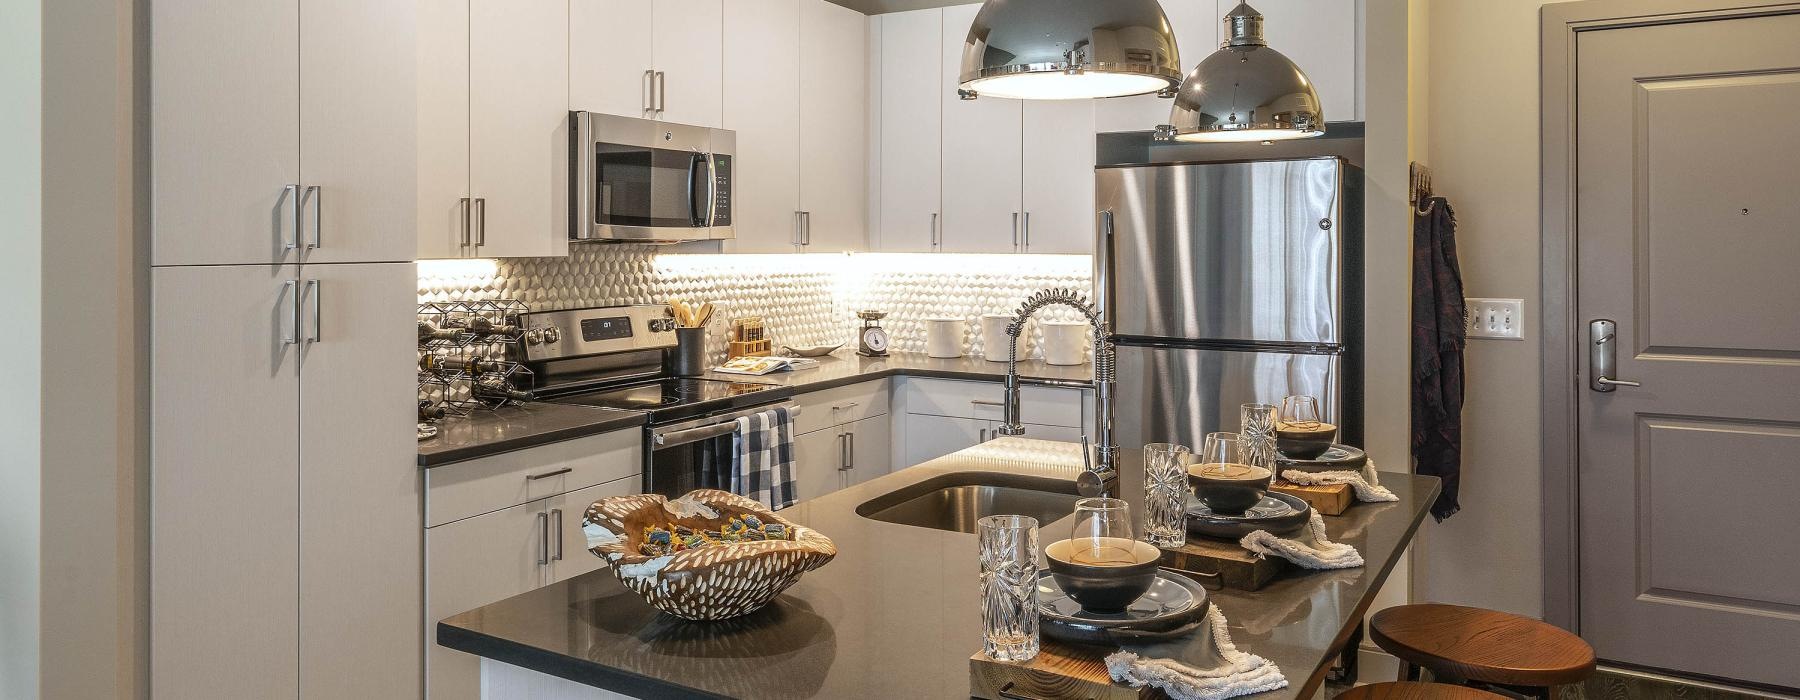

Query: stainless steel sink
[855,472,1081,534]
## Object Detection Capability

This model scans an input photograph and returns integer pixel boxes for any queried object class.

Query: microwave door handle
[705,153,719,228]
[688,150,706,227]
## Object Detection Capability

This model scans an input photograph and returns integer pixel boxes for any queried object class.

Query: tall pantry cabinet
[151,1,420,698]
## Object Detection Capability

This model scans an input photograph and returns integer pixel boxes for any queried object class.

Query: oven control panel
[517,304,678,362]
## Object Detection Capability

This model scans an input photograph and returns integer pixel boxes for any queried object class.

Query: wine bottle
[417,320,462,342]
[472,378,534,403]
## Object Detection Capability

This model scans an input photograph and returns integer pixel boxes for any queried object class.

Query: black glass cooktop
[547,377,791,422]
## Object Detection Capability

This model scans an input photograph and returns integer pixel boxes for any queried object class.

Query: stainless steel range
[517,304,793,497]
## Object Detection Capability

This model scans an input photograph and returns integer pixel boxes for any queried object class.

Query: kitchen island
[438,438,1439,699]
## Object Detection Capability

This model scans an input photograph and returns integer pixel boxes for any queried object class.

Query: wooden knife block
[1270,480,1353,516]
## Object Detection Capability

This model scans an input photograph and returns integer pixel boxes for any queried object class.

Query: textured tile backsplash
[418,247,1094,362]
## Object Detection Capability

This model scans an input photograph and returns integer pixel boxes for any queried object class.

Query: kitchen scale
[856,310,890,357]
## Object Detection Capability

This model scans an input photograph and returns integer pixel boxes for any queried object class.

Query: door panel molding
[1539,0,1800,634]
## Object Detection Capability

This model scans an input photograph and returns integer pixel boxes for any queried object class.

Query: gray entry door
[1575,10,1800,689]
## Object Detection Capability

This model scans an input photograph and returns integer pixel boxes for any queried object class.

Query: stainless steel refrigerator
[1096,157,1362,451]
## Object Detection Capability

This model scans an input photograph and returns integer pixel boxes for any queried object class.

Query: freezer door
[1112,344,1339,451]
[1097,159,1342,344]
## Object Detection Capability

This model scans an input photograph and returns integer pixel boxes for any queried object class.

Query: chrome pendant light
[1164,1,1324,141]
[957,0,1182,101]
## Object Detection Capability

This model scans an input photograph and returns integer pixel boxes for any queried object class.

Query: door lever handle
[1596,376,1641,388]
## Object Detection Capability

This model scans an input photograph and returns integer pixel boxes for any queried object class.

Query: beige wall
[1,0,45,696]
[1412,0,1576,618]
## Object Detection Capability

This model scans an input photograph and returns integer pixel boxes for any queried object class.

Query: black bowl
[1275,423,1338,460]
[1186,492,1312,540]
[1275,444,1367,474]
[1043,538,1161,614]
[1186,464,1273,515]
[1037,569,1212,645]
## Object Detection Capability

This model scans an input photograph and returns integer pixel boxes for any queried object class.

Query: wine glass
[1280,395,1323,427]
[1069,497,1135,566]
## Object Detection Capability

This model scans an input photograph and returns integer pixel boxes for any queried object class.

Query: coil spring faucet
[997,288,1118,497]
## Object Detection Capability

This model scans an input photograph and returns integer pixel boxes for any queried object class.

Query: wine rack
[417,299,537,422]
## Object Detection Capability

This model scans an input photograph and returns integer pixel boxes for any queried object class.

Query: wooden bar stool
[1369,604,1596,699]
[1337,682,1509,699]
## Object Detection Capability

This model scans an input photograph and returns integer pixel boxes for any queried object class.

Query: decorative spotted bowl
[583,490,837,621]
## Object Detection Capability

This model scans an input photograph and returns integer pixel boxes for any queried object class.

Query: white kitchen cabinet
[1215,0,1357,122]
[298,263,421,700]
[153,263,418,699]
[1093,0,1215,133]
[417,0,473,259]
[653,0,725,128]
[1021,100,1097,254]
[571,0,656,119]
[794,427,850,502]
[875,8,943,252]
[902,413,986,467]
[425,461,640,700]
[939,3,1023,254]
[570,0,723,128]
[723,0,803,252]
[469,0,570,258]
[154,0,416,266]
[845,414,893,485]
[152,264,301,699]
[797,0,870,252]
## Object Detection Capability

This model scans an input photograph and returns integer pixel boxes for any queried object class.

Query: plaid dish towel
[731,406,797,511]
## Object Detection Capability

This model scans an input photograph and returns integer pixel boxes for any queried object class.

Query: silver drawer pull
[970,399,1005,407]
[526,467,573,481]
[832,402,860,411]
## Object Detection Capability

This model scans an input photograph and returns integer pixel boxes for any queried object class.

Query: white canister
[981,314,1020,362]
[1039,321,1089,366]
[924,318,965,358]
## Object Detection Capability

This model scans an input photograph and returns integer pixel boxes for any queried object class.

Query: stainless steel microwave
[571,111,733,243]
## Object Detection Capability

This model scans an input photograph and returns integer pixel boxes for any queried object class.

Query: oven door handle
[654,421,739,448]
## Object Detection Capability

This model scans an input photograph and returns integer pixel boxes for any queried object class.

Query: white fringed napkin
[1105,605,1287,700]
[1279,458,1399,503]
[1238,511,1364,569]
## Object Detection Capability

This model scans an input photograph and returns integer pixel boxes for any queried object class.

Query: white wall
[1412,0,1577,619]
[0,0,44,696]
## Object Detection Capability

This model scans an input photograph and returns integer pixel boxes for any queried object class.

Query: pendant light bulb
[1164,2,1325,142]
[958,0,1182,101]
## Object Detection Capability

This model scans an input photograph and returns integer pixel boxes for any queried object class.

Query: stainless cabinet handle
[281,184,301,251]
[302,185,322,249]
[459,197,472,247]
[831,402,859,412]
[971,399,1005,407]
[979,427,988,443]
[537,512,549,566]
[282,280,300,345]
[848,431,855,468]
[930,213,939,248]
[526,467,573,481]
[839,432,851,470]
[655,71,667,113]
[1012,212,1020,249]
[793,211,804,246]
[803,211,812,245]
[1023,212,1031,250]
[305,279,321,343]
[643,69,655,114]
[474,197,487,246]
[550,509,564,561]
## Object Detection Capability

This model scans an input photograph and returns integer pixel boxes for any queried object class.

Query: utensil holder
[670,327,708,376]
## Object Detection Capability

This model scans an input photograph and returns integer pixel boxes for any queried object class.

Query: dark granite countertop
[438,439,1439,699]
[419,351,1090,467]
[416,403,647,468]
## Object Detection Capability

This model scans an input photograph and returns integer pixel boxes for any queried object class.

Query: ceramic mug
[1038,321,1088,366]
[924,318,965,358]
[981,314,1020,362]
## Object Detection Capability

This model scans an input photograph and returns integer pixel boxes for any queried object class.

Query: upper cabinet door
[939,3,1021,254]
[297,263,420,700]
[798,0,870,253]
[875,9,942,252]
[1216,0,1357,122]
[417,0,472,260]
[723,0,802,253]
[1093,0,1214,133]
[301,0,419,264]
[470,0,569,258]
[1022,101,1096,255]
[571,0,656,118]
[652,0,724,128]
[152,264,301,698]
[152,0,300,266]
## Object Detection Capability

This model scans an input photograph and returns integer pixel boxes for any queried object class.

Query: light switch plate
[1466,298,1525,340]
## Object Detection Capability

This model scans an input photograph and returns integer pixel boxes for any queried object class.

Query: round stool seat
[1337,682,1508,699]
[1370,604,1596,688]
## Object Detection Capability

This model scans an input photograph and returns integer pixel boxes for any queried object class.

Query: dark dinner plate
[1186,492,1312,540]
[1037,569,1211,645]
[1275,444,1367,473]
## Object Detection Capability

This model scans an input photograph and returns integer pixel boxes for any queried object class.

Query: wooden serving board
[970,640,1148,700]
[1270,479,1353,516]
[1156,537,1286,591]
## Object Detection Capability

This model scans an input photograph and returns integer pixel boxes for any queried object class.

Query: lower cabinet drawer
[901,377,1087,428]
[793,379,890,436]
[425,429,641,527]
